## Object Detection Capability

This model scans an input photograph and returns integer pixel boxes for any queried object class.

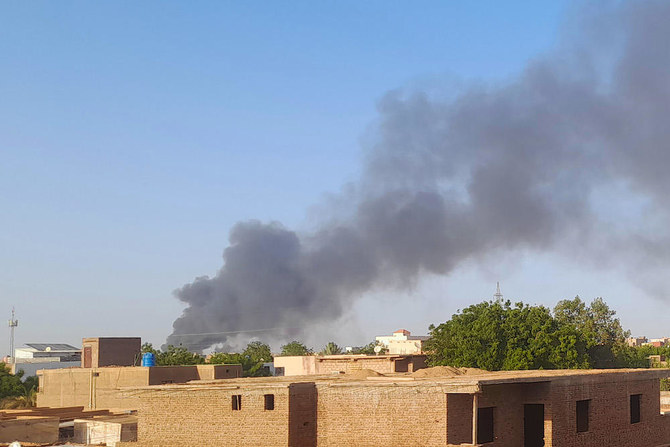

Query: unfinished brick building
[118,368,670,447]
[38,365,242,410]
[273,353,427,376]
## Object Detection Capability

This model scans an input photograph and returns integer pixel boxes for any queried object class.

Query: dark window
[576,400,590,432]
[477,407,494,443]
[264,394,275,410]
[232,394,242,411]
[630,394,641,424]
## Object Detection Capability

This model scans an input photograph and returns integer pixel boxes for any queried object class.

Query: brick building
[37,365,242,409]
[273,353,427,376]
[118,368,670,447]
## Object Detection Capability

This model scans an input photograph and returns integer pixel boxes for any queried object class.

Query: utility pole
[8,307,18,364]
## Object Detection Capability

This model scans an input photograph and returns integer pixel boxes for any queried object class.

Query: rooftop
[23,343,80,352]
[123,367,670,394]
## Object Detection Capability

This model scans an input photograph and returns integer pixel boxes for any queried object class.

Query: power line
[167,327,300,338]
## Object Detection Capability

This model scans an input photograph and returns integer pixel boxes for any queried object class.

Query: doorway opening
[524,404,544,447]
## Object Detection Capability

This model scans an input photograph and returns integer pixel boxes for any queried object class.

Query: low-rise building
[11,343,82,377]
[117,368,670,447]
[37,364,242,410]
[82,337,141,368]
[273,353,427,376]
[627,336,649,347]
[375,329,429,354]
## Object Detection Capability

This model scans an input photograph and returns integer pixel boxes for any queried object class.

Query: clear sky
[2,1,663,352]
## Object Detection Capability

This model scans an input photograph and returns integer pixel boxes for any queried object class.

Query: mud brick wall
[548,375,670,447]
[316,358,395,374]
[315,383,447,447]
[132,386,291,447]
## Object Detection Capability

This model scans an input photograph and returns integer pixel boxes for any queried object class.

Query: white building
[375,329,429,355]
[11,343,81,378]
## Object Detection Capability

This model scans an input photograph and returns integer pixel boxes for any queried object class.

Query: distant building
[649,337,670,347]
[10,343,81,378]
[273,353,427,376]
[627,336,649,347]
[375,329,429,354]
[15,343,80,361]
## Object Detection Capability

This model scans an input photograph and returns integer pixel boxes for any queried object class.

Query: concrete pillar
[472,393,478,445]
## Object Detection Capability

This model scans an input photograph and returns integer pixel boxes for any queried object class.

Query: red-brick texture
[315,382,448,447]
[129,384,291,447]
[548,373,670,447]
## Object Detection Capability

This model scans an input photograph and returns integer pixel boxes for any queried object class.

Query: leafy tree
[141,342,159,355]
[0,365,26,399]
[320,342,343,355]
[351,341,386,355]
[209,342,274,377]
[279,341,312,356]
[426,300,590,371]
[156,345,205,366]
[554,296,629,368]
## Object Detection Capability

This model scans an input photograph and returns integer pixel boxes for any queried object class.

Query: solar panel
[25,343,80,351]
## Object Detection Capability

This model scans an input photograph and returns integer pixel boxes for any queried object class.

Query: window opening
[232,394,242,411]
[264,394,275,410]
[576,400,590,432]
[630,394,641,424]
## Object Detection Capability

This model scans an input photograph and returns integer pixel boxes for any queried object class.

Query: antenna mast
[8,308,18,364]
[493,282,503,302]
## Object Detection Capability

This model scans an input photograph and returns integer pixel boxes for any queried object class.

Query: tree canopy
[209,341,273,377]
[426,300,591,370]
[0,365,38,408]
[279,341,312,356]
[554,296,629,368]
[320,342,343,355]
[141,343,205,366]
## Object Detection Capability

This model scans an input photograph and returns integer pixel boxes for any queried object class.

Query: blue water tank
[141,352,156,367]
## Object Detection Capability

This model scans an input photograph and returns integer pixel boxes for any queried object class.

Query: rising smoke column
[168,0,670,351]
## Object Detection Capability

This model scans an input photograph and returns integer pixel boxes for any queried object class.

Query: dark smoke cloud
[168,0,670,351]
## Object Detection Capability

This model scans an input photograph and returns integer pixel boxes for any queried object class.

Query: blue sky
[3,1,660,351]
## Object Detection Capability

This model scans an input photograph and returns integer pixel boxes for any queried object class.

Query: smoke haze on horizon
[167,1,670,352]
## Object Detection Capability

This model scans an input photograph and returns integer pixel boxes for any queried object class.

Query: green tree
[279,341,312,356]
[426,300,590,371]
[320,342,343,355]
[0,365,26,399]
[351,341,386,355]
[156,345,205,366]
[141,342,159,355]
[242,341,273,376]
[554,296,629,368]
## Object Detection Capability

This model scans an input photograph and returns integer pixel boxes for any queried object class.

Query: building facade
[375,329,430,354]
[118,368,670,447]
[273,353,427,376]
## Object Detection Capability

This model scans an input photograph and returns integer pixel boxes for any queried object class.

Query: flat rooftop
[123,367,670,394]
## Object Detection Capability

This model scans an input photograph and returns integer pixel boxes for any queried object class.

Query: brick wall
[98,338,141,367]
[315,383,447,447]
[316,357,396,374]
[132,385,291,447]
[118,372,670,447]
[548,374,670,447]
[37,365,242,410]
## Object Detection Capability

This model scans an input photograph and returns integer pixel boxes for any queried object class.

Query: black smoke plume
[168,1,670,351]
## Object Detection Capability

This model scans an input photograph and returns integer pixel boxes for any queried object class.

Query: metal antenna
[8,307,18,364]
[493,282,503,302]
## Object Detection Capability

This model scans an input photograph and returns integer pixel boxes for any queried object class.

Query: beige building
[273,353,427,376]
[118,368,670,447]
[375,328,429,354]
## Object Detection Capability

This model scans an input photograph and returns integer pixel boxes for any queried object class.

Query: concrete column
[472,393,478,445]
